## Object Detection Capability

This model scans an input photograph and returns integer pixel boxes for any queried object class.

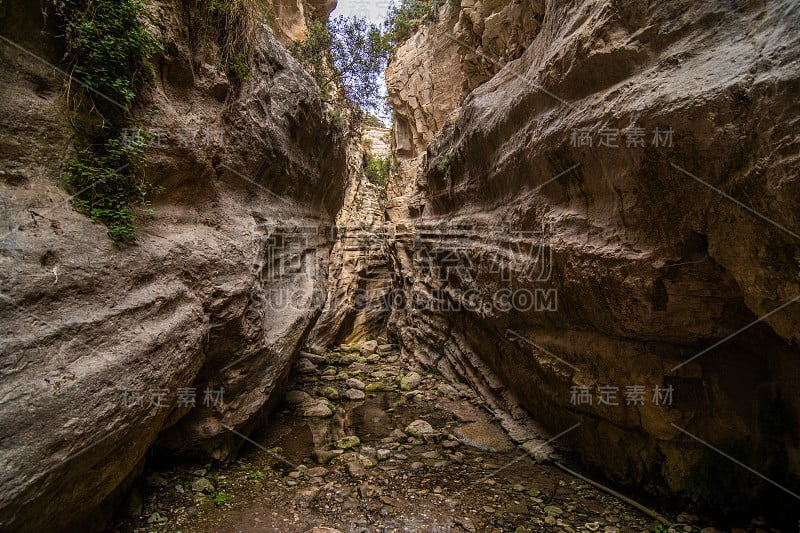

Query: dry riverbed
[111,345,758,533]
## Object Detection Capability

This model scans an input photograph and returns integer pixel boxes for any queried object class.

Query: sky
[331,0,391,25]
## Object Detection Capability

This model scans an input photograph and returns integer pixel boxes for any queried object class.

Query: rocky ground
[110,344,777,533]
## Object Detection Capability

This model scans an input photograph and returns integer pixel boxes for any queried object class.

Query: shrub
[67,128,162,241]
[57,0,162,109]
[54,0,164,241]
[364,153,392,189]
[384,0,447,47]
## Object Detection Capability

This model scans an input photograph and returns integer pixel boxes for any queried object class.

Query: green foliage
[384,0,447,47]
[291,19,336,103]
[291,16,391,124]
[67,128,162,241]
[226,52,252,82]
[364,153,392,189]
[212,491,231,507]
[328,16,392,117]
[54,0,163,241]
[57,0,163,109]
[244,469,264,480]
[326,108,346,131]
[435,154,451,174]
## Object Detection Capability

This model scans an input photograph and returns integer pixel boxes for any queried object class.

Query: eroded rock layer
[309,128,394,348]
[0,1,346,531]
[386,0,800,494]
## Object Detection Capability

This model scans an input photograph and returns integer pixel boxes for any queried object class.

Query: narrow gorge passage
[112,344,657,533]
[1,0,799,533]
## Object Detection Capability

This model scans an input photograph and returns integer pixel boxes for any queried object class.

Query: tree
[328,16,391,119]
[291,16,391,124]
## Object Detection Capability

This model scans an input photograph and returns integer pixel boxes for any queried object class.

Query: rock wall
[309,127,394,348]
[386,0,800,496]
[269,0,338,44]
[0,1,346,531]
[386,0,543,157]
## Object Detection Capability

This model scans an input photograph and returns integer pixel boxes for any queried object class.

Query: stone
[520,438,555,462]
[191,477,215,493]
[147,511,168,524]
[400,371,422,391]
[313,449,337,464]
[376,449,391,461]
[404,419,434,438]
[343,388,366,401]
[318,386,340,400]
[453,422,514,453]
[286,390,312,405]
[345,378,366,390]
[298,401,334,418]
[346,460,366,479]
[360,340,379,356]
[0,23,350,533]
[365,382,385,392]
[544,505,563,516]
[334,436,361,449]
[382,0,800,498]
[305,528,343,533]
[306,466,328,478]
[299,351,326,364]
[358,482,380,499]
[296,358,319,374]
[377,344,395,352]
[437,383,459,397]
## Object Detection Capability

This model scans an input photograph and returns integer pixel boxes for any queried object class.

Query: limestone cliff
[309,127,394,348]
[0,1,346,531]
[386,0,800,497]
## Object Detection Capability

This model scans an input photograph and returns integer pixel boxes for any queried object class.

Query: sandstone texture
[308,128,394,348]
[0,1,346,531]
[386,0,800,492]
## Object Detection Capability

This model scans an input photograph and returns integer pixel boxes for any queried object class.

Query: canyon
[0,0,799,531]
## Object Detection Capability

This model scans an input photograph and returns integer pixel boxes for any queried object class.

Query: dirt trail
[112,345,709,533]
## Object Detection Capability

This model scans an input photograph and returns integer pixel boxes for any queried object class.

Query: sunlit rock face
[0,1,346,531]
[386,0,800,495]
[269,0,339,44]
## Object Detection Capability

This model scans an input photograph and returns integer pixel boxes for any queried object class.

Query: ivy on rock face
[58,0,162,107]
[54,0,163,241]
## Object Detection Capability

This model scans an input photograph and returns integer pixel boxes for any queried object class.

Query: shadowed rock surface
[386,0,800,495]
[0,1,346,530]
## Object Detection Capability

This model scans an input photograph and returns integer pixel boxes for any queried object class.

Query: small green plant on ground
[244,469,264,480]
[212,491,231,507]
[54,0,164,241]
